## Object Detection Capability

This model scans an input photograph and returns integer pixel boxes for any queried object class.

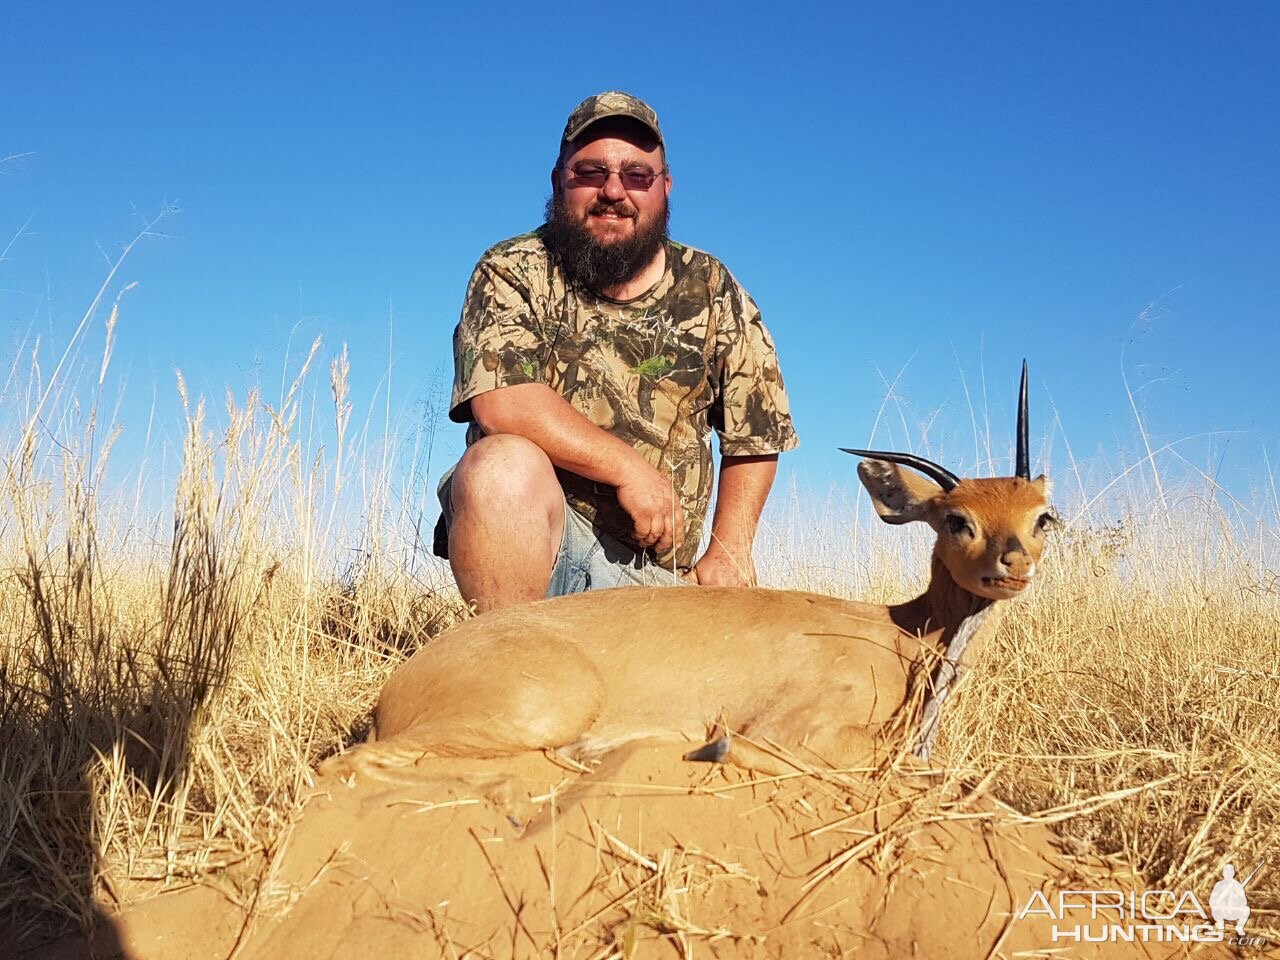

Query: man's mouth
[588,206,636,221]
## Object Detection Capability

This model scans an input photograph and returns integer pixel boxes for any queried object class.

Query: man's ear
[857,459,941,525]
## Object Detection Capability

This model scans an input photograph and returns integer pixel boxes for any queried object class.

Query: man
[434,91,798,613]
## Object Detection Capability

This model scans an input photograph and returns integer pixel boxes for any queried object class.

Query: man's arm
[697,267,796,586]
[693,453,778,587]
[470,382,685,555]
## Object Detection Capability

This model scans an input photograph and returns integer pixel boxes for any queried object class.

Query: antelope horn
[840,448,961,492]
[1016,359,1030,480]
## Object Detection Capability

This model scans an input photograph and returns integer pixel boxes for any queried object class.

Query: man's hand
[692,541,756,587]
[472,384,684,554]
[615,462,684,557]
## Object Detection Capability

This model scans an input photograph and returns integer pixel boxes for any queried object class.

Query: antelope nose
[1000,538,1031,575]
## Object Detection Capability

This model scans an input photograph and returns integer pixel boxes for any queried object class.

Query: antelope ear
[1033,474,1053,499]
[857,459,943,525]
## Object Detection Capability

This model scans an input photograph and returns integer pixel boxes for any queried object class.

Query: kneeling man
[435,92,799,613]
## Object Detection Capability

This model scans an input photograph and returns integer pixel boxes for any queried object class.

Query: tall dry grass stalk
[0,256,1275,946]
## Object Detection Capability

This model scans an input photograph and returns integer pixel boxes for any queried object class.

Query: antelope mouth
[983,576,1030,591]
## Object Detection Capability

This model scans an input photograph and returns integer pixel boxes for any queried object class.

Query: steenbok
[353,363,1055,776]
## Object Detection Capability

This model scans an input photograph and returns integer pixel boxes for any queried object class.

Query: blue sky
[3,2,1278,515]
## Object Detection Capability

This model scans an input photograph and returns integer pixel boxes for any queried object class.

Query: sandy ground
[53,740,1243,960]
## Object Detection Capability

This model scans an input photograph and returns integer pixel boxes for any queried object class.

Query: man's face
[543,118,672,291]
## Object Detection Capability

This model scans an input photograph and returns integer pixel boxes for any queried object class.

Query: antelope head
[844,362,1060,602]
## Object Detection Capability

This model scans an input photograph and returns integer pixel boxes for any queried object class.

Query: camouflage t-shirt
[449,228,799,569]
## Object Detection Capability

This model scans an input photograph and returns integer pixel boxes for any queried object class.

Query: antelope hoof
[684,733,732,763]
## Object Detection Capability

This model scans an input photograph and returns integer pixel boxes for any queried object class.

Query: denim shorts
[546,498,690,595]
[437,467,690,598]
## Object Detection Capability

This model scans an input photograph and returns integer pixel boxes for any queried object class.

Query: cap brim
[563,113,663,146]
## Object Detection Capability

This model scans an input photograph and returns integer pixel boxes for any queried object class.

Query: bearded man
[434,92,798,613]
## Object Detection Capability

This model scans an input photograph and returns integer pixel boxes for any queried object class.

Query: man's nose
[600,172,628,202]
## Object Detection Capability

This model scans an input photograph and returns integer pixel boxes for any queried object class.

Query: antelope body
[370,366,1055,772]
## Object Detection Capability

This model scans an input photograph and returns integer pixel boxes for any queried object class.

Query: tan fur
[354,467,1055,778]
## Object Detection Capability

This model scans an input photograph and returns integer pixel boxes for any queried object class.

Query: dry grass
[763,457,1280,940]
[0,250,465,948]
[1,257,1276,950]
[944,502,1280,938]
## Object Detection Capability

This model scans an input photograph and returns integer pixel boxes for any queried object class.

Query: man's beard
[542,191,670,294]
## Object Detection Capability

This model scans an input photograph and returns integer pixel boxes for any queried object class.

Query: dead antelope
[364,363,1056,775]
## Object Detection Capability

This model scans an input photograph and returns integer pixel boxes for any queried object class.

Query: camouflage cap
[561,91,664,148]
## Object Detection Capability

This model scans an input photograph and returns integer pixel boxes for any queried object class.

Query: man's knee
[450,434,561,514]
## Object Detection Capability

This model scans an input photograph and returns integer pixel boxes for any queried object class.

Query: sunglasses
[562,163,667,192]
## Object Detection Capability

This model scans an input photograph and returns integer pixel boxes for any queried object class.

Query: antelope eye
[1036,512,1057,533]
[945,514,973,537]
